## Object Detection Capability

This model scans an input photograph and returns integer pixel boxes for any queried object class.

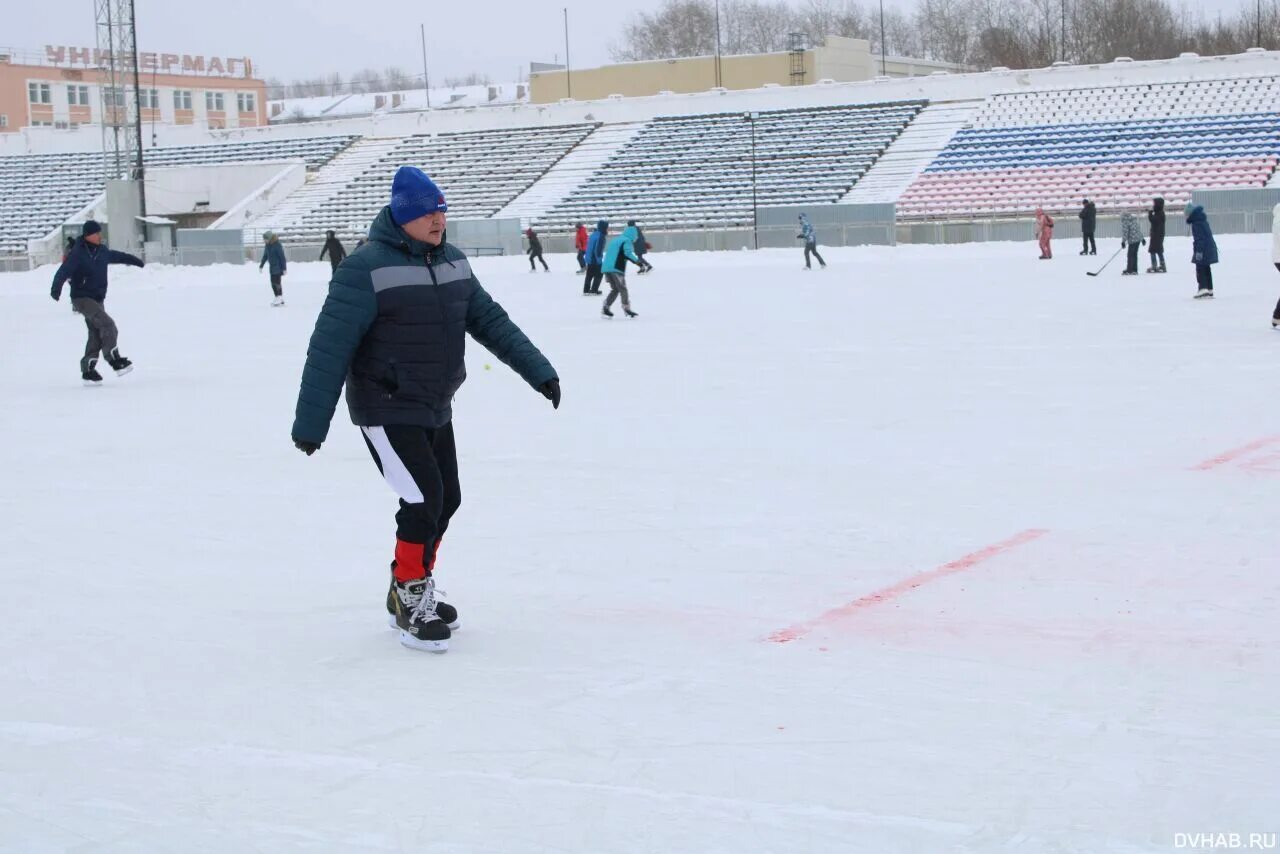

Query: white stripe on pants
[361,426,425,503]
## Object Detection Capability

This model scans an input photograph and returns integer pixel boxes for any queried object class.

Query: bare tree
[385,66,412,90]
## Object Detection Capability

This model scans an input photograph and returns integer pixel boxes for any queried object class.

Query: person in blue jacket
[259,231,288,306]
[1186,203,1219,299]
[50,220,144,384]
[600,224,641,318]
[798,213,826,270]
[582,220,608,295]
[291,166,561,653]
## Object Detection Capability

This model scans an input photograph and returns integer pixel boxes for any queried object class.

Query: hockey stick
[1086,246,1124,277]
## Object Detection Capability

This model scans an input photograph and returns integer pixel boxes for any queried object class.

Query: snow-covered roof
[269,83,526,123]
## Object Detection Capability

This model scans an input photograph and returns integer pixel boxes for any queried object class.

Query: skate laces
[409,577,441,623]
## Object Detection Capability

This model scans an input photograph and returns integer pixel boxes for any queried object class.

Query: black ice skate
[624,308,638,318]
[81,358,103,386]
[390,576,451,653]
[1193,289,1214,299]
[386,563,458,629]
[602,307,614,318]
[105,348,133,376]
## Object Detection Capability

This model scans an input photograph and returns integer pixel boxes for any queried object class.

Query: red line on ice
[1189,436,1280,471]
[766,528,1049,644]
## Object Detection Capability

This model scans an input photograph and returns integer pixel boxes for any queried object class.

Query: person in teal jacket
[291,166,561,653]
[600,224,641,318]
[259,231,287,306]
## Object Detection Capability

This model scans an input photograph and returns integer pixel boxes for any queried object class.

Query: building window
[67,84,90,106]
[142,88,159,109]
[174,89,192,110]
[30,120,52,127]
[237,92,256,113]
[0,115,8,128]
[28,82,51,104]
[205,91,224,112]
[103,86,125,107]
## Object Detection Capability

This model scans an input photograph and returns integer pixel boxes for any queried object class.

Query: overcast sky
[8,0,1262,85]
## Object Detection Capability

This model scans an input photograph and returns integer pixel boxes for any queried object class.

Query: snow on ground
[1,235,1277,852]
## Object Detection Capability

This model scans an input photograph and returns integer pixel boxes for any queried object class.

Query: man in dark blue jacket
[50,220,144,384]
[259,231,288,306]
[1186,203,1219,299]
[582,220,608,295]
[291,166,561,653]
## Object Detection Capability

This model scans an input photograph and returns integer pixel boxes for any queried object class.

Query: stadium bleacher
[898,77,1280,217]
[0,135,356,253]
[536,102,925,232]
[272,124,598,244]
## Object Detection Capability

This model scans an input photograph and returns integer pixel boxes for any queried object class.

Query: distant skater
[1186,203,1218,299]
[1120,211,1144,275]
[629,221,653,273]
[50,220,143,385]
[526,227,549,272]
[600,224,641,318]
[260,231,288,306]
[1079,199,1097,255]
[1146,198,1166,273]
[574,223,588,274]
[320,230,347,273]
[798,213,826,270]
[583,220,607,295]
[1270,202,1280,327]
[1035,208,1054,259]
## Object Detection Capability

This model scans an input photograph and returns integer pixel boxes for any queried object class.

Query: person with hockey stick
[291,166,561,653]
[1119,211,1145,276]
[798,213,826,270]
[260,231,288,306]
[600,223,641,318]
[50,220,143,385]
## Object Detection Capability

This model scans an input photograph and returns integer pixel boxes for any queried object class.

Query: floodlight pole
[746,112,758,250]
[420,24,431,109]
[879,0,887,76]
[714,0,723,88]
[564,8,572,98]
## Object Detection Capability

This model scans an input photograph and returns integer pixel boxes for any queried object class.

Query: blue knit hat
[1184,202,1196,218]
[390,166,447,225]
[82,220,102,237]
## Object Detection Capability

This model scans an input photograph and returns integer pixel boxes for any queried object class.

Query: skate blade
[114,365,133,377]
[399,630,448,653]
[389,614,459,631]
[82,381,103,387]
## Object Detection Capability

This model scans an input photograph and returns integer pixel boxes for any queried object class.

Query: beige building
[0,45,267,133]
[531,37,968,104]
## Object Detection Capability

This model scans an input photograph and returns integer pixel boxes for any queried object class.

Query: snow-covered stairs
[245,136,403,241]
[839,101,981,206]
[495,122,647,226]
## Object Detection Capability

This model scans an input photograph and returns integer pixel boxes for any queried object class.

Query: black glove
[538,379,561,410]
[50,291,60,301]
[294,440,320,456]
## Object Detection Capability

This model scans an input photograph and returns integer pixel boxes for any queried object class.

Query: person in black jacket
[629,221,653,273]
[1146,198,1167,273]
[526,227,549,272]
[50,220,144,384]
[1078,199,1097,255]
[319,230,346,272]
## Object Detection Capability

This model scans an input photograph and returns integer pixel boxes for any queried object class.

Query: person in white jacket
[1272,203,1280,327]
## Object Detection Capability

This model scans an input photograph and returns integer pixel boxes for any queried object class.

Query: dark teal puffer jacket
[292,206,558,444]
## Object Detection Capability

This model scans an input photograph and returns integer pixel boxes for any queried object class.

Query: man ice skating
[319,230,346,273]
[583,220,607,295]
[260,231,288,306]
[629,221,654,274]
[1119,212,1145,275]
[50,220,143,385]
[1079,199,1097,255]
[1035,208,1054,259]
[1147,198,1167,273]
[798,213,826,270]
[574,223,588,273]
[1186,203,1218,299]
[600,224,641,318]
[526,227,549,272]
[291,166,561,653]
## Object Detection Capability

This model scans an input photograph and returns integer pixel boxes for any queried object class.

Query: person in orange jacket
[1035,208,1054,259]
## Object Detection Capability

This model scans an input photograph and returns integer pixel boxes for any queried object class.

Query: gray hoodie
[1120,212,1144,246]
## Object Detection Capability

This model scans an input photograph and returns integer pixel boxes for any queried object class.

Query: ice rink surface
[1,235,1276,852]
